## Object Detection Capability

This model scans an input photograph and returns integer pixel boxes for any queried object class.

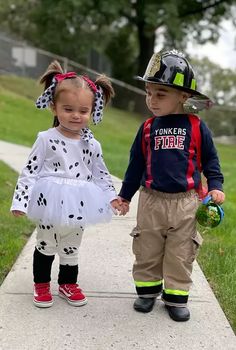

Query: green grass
[0,86,52,146]
[197,143,236,331]
[0,75,42,101]
[0,75,236,332]
[0,161,35,284]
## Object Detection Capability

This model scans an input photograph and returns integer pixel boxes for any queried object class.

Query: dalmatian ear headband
[35,72,104,125]
[81,76,104,125]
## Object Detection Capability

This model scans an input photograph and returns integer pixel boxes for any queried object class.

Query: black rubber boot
[165,305,190,322]
[133,297,156,313]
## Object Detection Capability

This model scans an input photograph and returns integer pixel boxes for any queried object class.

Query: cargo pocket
[130,226,142,256]
[191,231,203,262]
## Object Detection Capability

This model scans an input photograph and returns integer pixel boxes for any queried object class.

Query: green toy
[196,195,224,228]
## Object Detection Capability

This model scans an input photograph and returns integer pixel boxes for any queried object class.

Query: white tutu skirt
[27,177,113,231]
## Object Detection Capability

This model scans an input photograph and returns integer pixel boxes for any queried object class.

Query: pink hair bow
[35,72,77,109]
[82,76,98,93]
[55,72,77,82]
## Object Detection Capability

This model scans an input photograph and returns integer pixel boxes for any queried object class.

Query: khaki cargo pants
[131,187,203,306]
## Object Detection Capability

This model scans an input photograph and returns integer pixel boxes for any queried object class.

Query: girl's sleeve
[92,141,117,202]
[200,120,224,191]
[10,134,46,213]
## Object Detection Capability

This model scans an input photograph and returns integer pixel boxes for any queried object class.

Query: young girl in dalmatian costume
[11,60,122,308]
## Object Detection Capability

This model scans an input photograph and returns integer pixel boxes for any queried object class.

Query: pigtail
[39,60,64,90]
[38,60,64,128]
[95,75,115,105]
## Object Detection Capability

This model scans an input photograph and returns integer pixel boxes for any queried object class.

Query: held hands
[118,197,130,216]
[11,210,25,217]
[207,190,225,205]
[110,197,130,216]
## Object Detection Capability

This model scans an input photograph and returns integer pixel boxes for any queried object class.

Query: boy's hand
[110,198,128,216]
[12,210,25,217]
[110,198,123,216]
[117,196,130,216]
[208,190,225,205]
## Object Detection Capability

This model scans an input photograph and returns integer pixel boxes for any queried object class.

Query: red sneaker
[33,282,53,308]
[59,284,87,306]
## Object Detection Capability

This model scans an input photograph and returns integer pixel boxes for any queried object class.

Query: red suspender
[189,114,202,172]
[188,114,207,198]
[142,117,155,188]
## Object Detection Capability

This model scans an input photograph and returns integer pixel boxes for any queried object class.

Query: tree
[77,0,236,80]
[0,0,112,65]
[0,0,235,83]
[192,57,236,136]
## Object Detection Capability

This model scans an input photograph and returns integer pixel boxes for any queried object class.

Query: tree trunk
[137,22,155,77]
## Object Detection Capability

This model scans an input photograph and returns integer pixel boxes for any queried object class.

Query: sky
[155,18,236,70]
[187,19,236,70]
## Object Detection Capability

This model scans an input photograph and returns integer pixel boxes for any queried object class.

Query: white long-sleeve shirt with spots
[11,128,117,213]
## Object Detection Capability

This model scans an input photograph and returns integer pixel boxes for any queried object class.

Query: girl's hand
[117,196,130,216]
[208,190,225,205]
[12,210,25,217]
[110,199,120,215]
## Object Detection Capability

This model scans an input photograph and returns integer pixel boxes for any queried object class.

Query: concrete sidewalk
[0,139,235,350]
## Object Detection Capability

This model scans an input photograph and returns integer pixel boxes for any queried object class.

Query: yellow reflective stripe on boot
[135,280,163,287]
[164,289,189,296]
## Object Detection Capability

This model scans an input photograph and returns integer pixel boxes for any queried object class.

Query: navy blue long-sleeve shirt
[119,114,224,202]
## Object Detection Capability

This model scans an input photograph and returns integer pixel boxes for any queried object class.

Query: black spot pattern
[63,246,78,255]
[67,199,86,221]
[82,148,93,168]
[53,161,61,172]
[92,86,104,125]
[26,155,38,175]
[38,241,47,251]
[39,224,54,230]
[14,182,30,208]
[54,233,58,247]
[76,226,84,235]
[68,161,80,171]
[49,139,68,153]
[37,193,47,207]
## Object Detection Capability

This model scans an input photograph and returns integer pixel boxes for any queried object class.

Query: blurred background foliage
[0,0,235,81]
[0,0,235,137]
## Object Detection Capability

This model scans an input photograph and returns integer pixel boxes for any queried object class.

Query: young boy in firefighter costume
[118,50,225,322]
